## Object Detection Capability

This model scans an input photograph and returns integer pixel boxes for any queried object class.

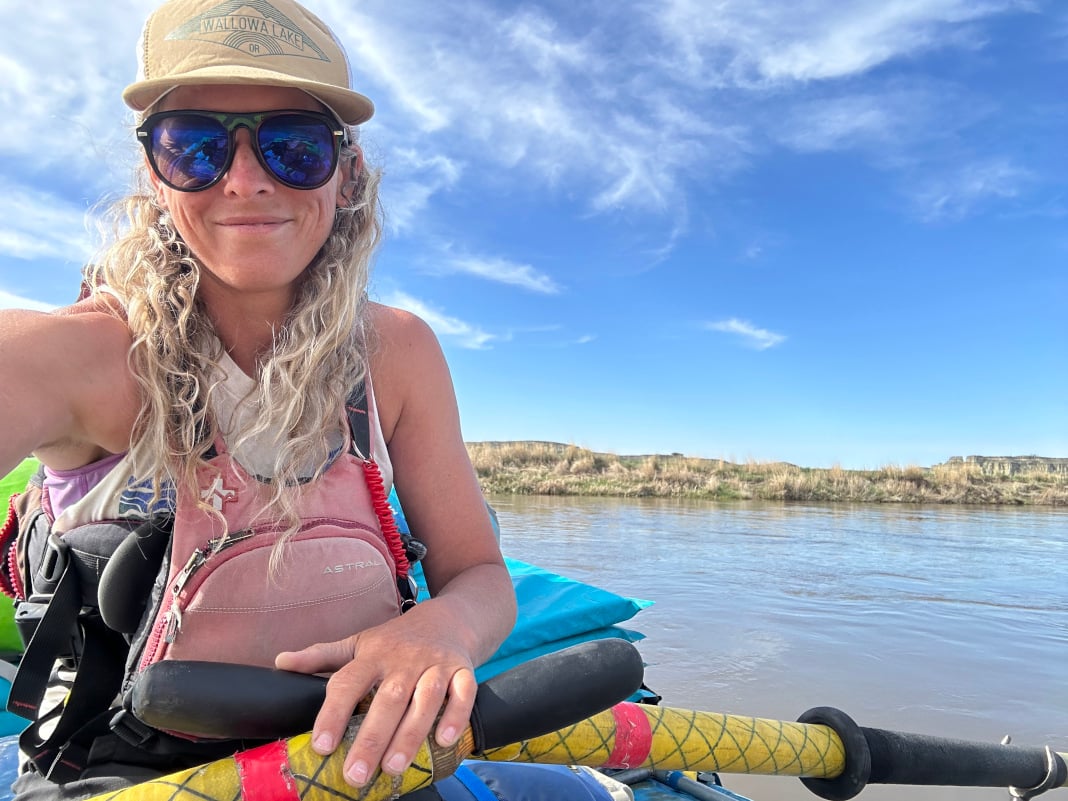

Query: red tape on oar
[234,741,300,801]
[607,702,653,768]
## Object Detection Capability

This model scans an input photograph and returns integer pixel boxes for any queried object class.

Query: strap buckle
[14,534,78,654]
[33,533,69,595]
[109,708,160,748]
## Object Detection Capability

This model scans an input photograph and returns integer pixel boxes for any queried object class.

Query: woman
[0,0,516,797]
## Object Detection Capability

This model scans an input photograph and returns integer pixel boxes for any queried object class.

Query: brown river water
[491,495,1068,801]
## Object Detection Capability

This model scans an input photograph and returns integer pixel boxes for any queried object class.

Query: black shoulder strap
[345,381,371,460]
[10,551,127,781]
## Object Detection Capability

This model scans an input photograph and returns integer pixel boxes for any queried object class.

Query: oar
[94,638,645,801]
[104,641,1066,801]
[476,703,1068,800]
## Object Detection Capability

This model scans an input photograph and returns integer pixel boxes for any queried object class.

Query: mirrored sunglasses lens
[151,116,230,189]
[258,115,336,188]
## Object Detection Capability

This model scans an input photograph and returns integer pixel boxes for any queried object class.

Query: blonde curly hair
[86,136,382,549]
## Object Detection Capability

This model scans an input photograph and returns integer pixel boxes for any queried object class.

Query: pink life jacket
[127,385,414,678]
[133,440,405,672]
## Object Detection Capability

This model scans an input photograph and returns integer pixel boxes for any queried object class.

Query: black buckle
[34,533,69,595]
[109,708,159,748]
[14,535,74,650]
[13,601,49,651]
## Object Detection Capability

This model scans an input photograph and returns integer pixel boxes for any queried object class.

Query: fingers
[434,668,477,749]
[344,665,476,786]
[308,651,377,759]
[277,626,478,788]
[343,672,431,786]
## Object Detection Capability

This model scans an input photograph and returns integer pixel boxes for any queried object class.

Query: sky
[1,0,1065,469]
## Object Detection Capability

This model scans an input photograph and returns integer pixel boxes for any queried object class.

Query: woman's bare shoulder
[0,302,138,468]
[367,301,435,340]
[364,301,452,439]
[4,300,132,360]
[366,301,444,371]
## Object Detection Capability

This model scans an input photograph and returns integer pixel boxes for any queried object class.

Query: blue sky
[1,1,1065,469]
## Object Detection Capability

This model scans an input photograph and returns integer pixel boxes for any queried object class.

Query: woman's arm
[275,303,517,787]
[0,307,138,475]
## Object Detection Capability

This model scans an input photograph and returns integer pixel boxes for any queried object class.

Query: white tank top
[45,357,392,532]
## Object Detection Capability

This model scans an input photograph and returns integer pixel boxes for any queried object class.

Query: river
[490,495,1068,801]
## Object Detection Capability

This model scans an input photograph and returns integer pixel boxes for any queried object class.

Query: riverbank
[466,441,1068,506]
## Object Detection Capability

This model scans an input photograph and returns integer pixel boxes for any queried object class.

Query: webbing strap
[10,557,126,780]
[8,556,82,721]
[344,382,371,461]
[451,765,500,801]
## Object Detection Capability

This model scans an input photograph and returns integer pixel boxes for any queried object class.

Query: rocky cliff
[940,455,1068,476]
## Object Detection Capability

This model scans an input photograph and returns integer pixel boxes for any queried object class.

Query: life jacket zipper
[164,530,254,643]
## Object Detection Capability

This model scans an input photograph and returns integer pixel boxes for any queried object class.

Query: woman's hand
[274,602,479,787]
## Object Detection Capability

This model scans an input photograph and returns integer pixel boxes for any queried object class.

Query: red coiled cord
[361,459,410,578]
[0,495,23,600]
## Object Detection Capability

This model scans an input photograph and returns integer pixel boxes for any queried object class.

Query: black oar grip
[471,638,645,750]
[863,727,1066,789]
[131,638,644,745]
[798,705,1068,801]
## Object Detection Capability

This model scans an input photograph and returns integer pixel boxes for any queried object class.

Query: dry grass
[465,442,1068,506]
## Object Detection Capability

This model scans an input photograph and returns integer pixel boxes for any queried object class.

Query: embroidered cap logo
[165,0,331,62]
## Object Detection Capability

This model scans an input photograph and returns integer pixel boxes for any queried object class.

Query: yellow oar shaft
[479,702,848,778]
[86,702,1068,801]
[89,718,473,801]
[86,703,846,801]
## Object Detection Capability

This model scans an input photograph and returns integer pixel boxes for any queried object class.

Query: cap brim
[123,66,374,125]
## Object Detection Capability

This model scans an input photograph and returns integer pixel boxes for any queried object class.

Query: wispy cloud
[441,254,561,294]
[503,9,594,74]
[328,0,1033,232]
[1,0,1042,246]
[0,290,55,312]
[379,148,463,233]
[0,183,95,262]
[776,94,904,154]
[0,3,143,186]
[705,318,786,350]
[325,1,745,216]
[911,157,1033,222]
[645,211,691,266]
[380,290,497,350]
[655,0,1031,86]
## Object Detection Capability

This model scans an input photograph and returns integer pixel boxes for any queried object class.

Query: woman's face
[149,84,350,310]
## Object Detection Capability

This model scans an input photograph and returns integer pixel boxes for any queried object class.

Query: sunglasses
[136,109,347,192]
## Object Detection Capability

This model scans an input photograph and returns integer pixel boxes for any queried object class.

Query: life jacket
[0,384,422,782]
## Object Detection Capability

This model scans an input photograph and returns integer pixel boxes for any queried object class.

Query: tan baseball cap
[123,0,374,125]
